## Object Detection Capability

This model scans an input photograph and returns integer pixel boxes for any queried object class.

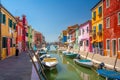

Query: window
[118,12,120,25]
[79,29,81,35]
[2,37,7,48]
[13,22,16,29]
[0,12,2,23]
[8,19,12,28]
[106,0,110,8]
[98,24,102,31]
[93,11,96,19]
[106,17,110,28]
[98,6,102,16]
[86,40,89,46]
[80,41,83,46]
[106,39,110,50]
[93,26,96,33]
[2,14,6,24]
[82,29,84,34]
[87,27,89,33]
[118,38,120,51]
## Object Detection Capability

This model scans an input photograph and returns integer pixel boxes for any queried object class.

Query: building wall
[91,1,103,55]
[16,20,23,53]
[78,21,92,52]
[1,6,17,59]
[103,0,120,58]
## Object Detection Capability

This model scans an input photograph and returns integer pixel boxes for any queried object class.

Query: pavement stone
[0,52,32,80]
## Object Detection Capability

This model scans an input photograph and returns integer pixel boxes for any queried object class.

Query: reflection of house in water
[80,72,90,80]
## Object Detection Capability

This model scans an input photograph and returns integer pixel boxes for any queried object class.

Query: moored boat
[64,52,78,58]
[97,69,120,80]
[41,58,58,69]
[74,59,93,68]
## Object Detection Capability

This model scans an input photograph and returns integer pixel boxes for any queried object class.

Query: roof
[0,4,17,21]
[91,0,102,11]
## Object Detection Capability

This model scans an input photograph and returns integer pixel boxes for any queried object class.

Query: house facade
[78,20,92,52]
[91,0,103,55]
[0,4,17,59]
[103,0,120,58]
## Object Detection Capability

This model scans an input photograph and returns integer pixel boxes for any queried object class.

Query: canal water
[44,45,105,80]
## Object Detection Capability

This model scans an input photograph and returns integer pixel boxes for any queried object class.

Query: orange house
[0,4,17,60]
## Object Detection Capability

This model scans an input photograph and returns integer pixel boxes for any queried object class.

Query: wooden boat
[39,54,51,61]
[74,59,93,68]
[64,52,78,58]
[97,69,120,80]
[41,58,58,69]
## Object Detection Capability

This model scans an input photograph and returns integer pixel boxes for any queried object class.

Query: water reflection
[45,51,105,80]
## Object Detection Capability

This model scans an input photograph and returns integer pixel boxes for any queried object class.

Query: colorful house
[0,4,17,59]
[28,25,32,48]
[32,29,35,48]
[22,15,28,51]
[62,30,67,43]
[16,17,23,53]
[67,25,78,49]
[91,0,103,55]
[103,0,120,58]
[78,20,92,52]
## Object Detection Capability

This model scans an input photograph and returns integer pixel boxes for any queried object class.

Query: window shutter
[3,14,6,24]
[99,24,102,31]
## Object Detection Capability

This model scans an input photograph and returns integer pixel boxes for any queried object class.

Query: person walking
[15,46,19,57]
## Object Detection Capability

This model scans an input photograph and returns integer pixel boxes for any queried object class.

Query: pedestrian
[15,46,19,57]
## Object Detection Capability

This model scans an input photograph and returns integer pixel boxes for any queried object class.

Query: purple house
[78,20,92,52]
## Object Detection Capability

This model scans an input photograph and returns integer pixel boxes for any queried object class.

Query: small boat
[39,49,47,56]
[41,58,58,69]
[40,54,51,61]
[74,59,93,68]
[64,52,78,58]
[97,69,120,80]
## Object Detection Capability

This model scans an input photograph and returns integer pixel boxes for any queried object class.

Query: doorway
[112,40,116,56]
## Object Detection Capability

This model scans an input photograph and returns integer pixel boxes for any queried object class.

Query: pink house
[78,20,92,52]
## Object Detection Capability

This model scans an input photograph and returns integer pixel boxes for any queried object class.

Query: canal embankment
[58,47,120,71]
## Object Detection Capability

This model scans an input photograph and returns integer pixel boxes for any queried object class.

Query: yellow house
[91,0,103,55]
[0,4,17,60]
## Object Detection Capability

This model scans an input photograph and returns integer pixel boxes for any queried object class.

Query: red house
[103,0,120,58]
[22,15,28,51]
[16,17,23,53]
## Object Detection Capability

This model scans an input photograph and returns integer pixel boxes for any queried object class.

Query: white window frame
[118,12,120,25]
[106,0,110,8]
[106,17,110,28]
[118,38,120,52]
[106,39,110,50]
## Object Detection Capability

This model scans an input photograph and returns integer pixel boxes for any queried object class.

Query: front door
[112,40,116,56]
[7,38,10,56]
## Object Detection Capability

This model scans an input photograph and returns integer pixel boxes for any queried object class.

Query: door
[112,40,116,56]
[7,38,10,56]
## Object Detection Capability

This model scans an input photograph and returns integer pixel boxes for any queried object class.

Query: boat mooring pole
[85,52,89,59]
[113,53,119,70]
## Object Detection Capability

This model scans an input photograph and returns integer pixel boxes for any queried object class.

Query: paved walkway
[59,48,120,71]
[0,52,32,80]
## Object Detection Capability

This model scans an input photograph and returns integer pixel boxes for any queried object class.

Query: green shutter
[8,18,10,27]
[3,14,6,24]
[0,12,2,23]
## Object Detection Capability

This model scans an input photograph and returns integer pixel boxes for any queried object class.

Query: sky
[1,0,100,42]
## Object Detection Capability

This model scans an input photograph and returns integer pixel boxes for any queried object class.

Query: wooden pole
[113,53,119,70]
[85,52,89,59]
